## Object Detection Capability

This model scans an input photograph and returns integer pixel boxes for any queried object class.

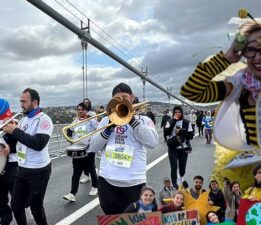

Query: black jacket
[164,118,193,140]
[161,115,171,128]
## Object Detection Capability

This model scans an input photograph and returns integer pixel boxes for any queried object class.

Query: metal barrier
[49,124,69,158]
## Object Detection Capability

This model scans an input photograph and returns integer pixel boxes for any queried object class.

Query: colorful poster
[237,199,260,225]
[97,212,162,225]
[162,209,199,225]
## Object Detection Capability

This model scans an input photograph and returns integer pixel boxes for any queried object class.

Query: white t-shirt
[70,117,98,145]
[89,115,159,186]
[17,112,53,168]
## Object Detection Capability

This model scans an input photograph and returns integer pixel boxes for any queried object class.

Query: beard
[23,104,34,114]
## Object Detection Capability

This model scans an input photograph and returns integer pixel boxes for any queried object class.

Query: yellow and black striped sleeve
[180,52,231,103]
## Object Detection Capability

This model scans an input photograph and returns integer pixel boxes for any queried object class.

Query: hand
[0,144,10,156]
[2,122,17,134]
[224,40,243,64]
[248,196,257,201]
[104,120,116,134]
[208,200,214,206]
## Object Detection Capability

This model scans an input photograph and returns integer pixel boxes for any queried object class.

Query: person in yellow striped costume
[180,21,261,191]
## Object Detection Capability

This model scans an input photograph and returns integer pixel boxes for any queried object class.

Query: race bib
[105,144,134,168]
[17,143,26,164]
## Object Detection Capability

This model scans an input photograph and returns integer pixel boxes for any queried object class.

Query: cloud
[1,0,260,112]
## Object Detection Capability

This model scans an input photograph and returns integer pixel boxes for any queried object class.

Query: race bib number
[17,143,26,164]
[105,144,134,168]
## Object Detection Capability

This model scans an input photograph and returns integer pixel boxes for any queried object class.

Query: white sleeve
[90,118,99,130]
[88,117,109,153]
[133,115,159,149]
[188,122,193,132]
[36,115,53,136]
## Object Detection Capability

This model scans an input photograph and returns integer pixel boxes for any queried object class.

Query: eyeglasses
[243,47,261,58]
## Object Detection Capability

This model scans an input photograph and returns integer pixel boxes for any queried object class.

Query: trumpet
[62,97,150,143]
[0,111,23,137]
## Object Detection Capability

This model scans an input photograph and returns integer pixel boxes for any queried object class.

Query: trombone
[62,97,150,143]
[0,111,23,137]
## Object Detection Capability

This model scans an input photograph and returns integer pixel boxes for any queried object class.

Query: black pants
[168,147,188,189]
[0,162,17,225]
[98,176,145,215]
[71,153,97,195]
[11,163,51,225]
[197,124,204,136]
[191,124,195,134]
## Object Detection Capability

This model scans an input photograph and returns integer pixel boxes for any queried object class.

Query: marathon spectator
[158,177,177,206]
[206,211,236,225]
[189,176,206,199]
[223,179,242,222]
[123,186,158,213]
[208,180,226,219]
[158,191,185,213]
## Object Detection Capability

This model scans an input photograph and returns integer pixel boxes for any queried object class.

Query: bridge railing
[49,117,163,159]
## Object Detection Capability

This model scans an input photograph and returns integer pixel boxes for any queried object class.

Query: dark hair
[209,180,219,190]
[230,181,240,191]
[172,105,183,119]
[206,211,223,223]
[23,88,40,105]
[83,98,92,111]
[140,186,157,205]
[112,83,132,96]
[194,175,204,182]
[77,102,87,110]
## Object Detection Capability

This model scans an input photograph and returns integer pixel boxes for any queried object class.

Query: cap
[163,177,171,182]
[112,83,132,96]
[0,99,12,121]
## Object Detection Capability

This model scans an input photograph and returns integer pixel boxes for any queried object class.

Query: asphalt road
[11,131,215,225]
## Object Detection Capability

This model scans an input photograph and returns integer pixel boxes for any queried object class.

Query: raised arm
[180,52,232,103]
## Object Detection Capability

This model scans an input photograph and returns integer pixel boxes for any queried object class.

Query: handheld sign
[162,209,199,225]
[97,212,162,225]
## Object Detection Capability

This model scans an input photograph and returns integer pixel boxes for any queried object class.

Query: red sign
[237,199,260,225]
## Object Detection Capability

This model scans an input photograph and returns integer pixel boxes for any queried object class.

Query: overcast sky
[0,0,260,111]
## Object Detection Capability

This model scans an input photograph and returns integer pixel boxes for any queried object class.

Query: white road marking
[55,152,168,225]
